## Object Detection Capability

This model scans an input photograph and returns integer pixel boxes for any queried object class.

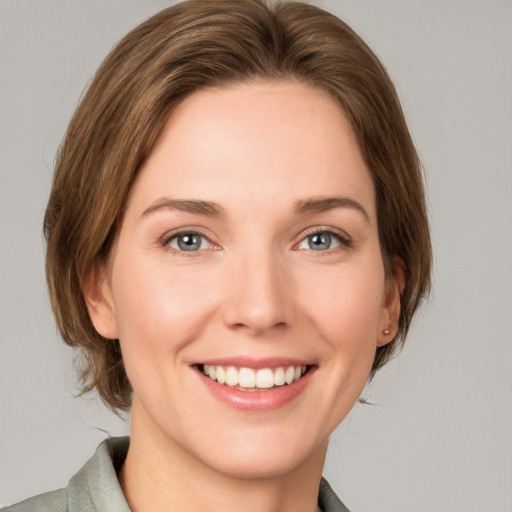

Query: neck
[120,402,326,512]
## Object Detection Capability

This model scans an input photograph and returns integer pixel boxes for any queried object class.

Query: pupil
[309,233,331,250]
[178,234,201,251]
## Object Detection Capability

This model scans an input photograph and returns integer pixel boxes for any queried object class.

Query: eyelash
[160,228,218,254]
[294,226,353,252]
[159,226,353,254]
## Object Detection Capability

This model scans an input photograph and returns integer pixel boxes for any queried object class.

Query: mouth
[197,364,311,392]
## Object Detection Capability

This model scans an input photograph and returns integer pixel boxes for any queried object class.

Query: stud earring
[382,325,392,336]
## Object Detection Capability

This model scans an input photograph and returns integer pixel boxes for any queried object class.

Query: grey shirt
[1,437,351,512]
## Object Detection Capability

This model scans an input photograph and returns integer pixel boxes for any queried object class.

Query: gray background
[1,1,511,510]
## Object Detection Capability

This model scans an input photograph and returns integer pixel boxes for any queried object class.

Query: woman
[2,0,431,511]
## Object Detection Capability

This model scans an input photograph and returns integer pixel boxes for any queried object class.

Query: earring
[382,325,392,336]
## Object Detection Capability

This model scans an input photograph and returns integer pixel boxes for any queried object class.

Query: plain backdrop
[1,1,511,511]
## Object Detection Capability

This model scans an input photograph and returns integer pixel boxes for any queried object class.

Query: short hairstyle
[44,0,432,411]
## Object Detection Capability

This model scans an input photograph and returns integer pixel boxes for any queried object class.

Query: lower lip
[197,368,314,412]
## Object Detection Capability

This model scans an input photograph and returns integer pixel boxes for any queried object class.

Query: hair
[44,0,432,411]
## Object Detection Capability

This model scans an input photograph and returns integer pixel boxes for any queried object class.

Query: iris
[308,232,333,251]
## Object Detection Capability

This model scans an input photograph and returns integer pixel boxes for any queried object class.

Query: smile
[200,364,308,391]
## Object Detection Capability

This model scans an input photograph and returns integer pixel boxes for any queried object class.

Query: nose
[222,249,295,335]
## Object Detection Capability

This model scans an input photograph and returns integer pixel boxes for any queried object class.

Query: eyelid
[293,225,353,250]
[159,226,220,252]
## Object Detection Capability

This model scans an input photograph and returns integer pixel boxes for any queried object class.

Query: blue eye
[168,233,208,252]
[309,233,334,250]
[297,231,344,251]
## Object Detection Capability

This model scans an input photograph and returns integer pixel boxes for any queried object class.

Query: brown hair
[44,0,432,411]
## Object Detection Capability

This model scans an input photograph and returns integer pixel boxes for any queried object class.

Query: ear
[83,262,119,340]
[377,256,406,347]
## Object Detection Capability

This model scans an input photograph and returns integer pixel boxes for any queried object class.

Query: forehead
[128,80,375,219]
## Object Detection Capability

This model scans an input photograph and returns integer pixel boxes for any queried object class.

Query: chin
[186,424,328,480]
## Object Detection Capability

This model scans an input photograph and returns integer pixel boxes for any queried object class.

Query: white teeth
[216,366,226,384]
[256,368,274,388]
[201,364,307,390]
[274,367,285,386]
[226,366,239,386]
[239,367,256,388]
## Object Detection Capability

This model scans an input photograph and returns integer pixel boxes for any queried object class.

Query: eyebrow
[293,196,370,222]
[141,198,224,218]
[140,195,369,221]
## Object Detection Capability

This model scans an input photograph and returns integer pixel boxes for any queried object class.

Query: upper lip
[192,357,315,369]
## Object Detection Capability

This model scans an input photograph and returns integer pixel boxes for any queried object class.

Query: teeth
[274,367,285,386]
[239,367,255,388]
[256,368,274,388]
[285,366,295,384]
[226,366,239,386]
[202,364,307,390]
[216,366,226,384]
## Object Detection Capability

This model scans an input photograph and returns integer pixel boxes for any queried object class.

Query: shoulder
[1,436,130,512]
[1,488,67,512]
[319,478,352,512]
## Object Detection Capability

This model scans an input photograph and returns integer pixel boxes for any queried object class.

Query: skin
[86,81,401,512]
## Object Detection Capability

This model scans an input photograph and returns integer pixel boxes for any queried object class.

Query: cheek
[109,259,225,406]
[303,265,385,336]
[298,258,386,381]
[110,257,221,358]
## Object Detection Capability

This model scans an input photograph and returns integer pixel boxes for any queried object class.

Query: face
[87,81,399,480]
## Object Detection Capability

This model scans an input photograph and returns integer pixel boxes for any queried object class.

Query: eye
[296,229,350,251]
[298,232,339,251]
[167,232,210,252]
